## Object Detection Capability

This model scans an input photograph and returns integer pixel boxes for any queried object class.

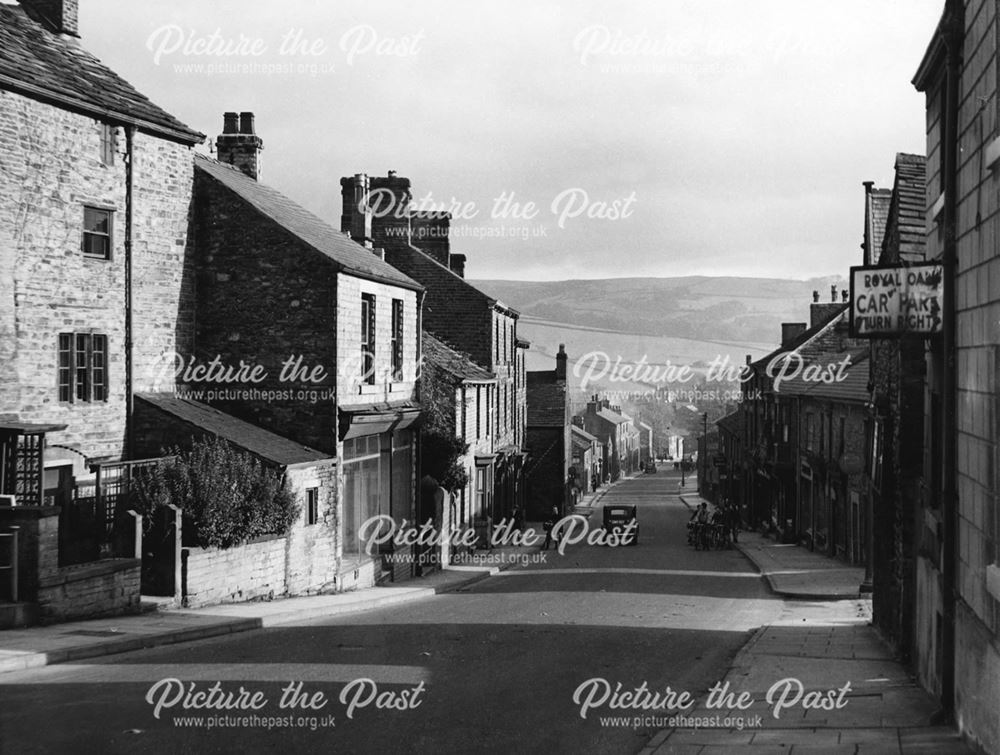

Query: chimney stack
[556,344,568,382]
[781,322,808,346]
[20,0,79,37]
[410,211,451,266]
[449,253,466,278]
[369,172,412,250]
[340,173,373,248]
[215,111,263,180]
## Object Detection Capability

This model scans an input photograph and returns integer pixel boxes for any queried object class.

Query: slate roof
[136,393,332,467]
[195,155,422,291]
[880,153,927,264]
[422,333,495,383]
[778,351,870,402]
[527,381,568,427]
[0,4,203,144]
[595,408,629,425]
[382,242,518,316]
[751,304,849,373]
[571,424,599,444]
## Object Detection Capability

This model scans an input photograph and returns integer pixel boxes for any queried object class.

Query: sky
[70,0,944,282]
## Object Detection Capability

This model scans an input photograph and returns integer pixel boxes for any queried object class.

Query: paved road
[0,472,784,754]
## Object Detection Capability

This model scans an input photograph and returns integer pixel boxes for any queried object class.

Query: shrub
[129,437,298,549]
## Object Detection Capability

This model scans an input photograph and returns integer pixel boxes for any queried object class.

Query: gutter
[0,74,204,145]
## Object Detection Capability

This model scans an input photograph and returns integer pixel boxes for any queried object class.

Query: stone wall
[191,169,339,453]
[336,272,418,410]
[0,506,140,623]
[949,1,1000,749]
[182,536,286,608]
[177,460,339,608]
[0,89,195,461]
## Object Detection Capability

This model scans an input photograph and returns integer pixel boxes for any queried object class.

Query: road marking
[494,568,761,578]
[0,663,430,685]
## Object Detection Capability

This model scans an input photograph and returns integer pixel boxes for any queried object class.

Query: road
[0,471,784,754]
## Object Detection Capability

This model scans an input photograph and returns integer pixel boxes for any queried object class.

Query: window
[343,435,383,557]
[838,417,846,457]
[475,386,481,438]
[306,487,319,525]
[804,412,815,452]
[99,124,117,166]
[391,298,404,381]
[82,207,112,259]
[58,332,107,403]
[361,293,376,384]
[495,319,500,362]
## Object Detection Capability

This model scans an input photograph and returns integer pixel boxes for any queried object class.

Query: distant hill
[471,275,847,374]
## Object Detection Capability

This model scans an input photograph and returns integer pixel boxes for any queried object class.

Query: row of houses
[707,2,999,750]
[0,0,582,624]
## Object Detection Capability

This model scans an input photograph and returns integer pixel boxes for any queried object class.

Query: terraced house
[340,172,528,531]
[0,0,202,620]
[0,0,426,623]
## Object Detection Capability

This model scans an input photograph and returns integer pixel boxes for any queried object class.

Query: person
[512,505,524,532]
[542,506,560,551]
[725,504,740,543]
[695,502,710,525]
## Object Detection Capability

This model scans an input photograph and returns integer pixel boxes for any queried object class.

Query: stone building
[524,345,572,520]
[867,154,928,663]
[579,397,634,482]
[339,171,527,525]
[738,286,871,566]
[908,2,1000,748]
[0,0,202,621]
[191,140,424,589]
[570,423,602,497]
[418,333,497,560]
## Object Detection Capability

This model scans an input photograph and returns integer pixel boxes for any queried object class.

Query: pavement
[0,475,641,678]
[679,494,865,600]
[659,494,973,754]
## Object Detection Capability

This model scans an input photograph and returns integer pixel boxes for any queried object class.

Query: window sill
[389,382,408,393]
[358,384,380,395]
[985,135,1000,171]
[987,564,1000,602]
[930,193,945,223]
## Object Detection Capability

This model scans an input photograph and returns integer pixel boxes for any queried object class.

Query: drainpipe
[416,288,425,528]
[124,126,136,460]
[940,4,962,717]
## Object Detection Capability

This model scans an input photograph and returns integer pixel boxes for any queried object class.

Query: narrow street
[0,471,785,754]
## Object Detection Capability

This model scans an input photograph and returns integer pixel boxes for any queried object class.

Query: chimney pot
[216,112,263,180]
[830,284,837,302]
[841,289,849,302]
[388,170,397,178]
[812,290,820,303]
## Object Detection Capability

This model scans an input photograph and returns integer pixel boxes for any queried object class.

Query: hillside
[472,275,847,377]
